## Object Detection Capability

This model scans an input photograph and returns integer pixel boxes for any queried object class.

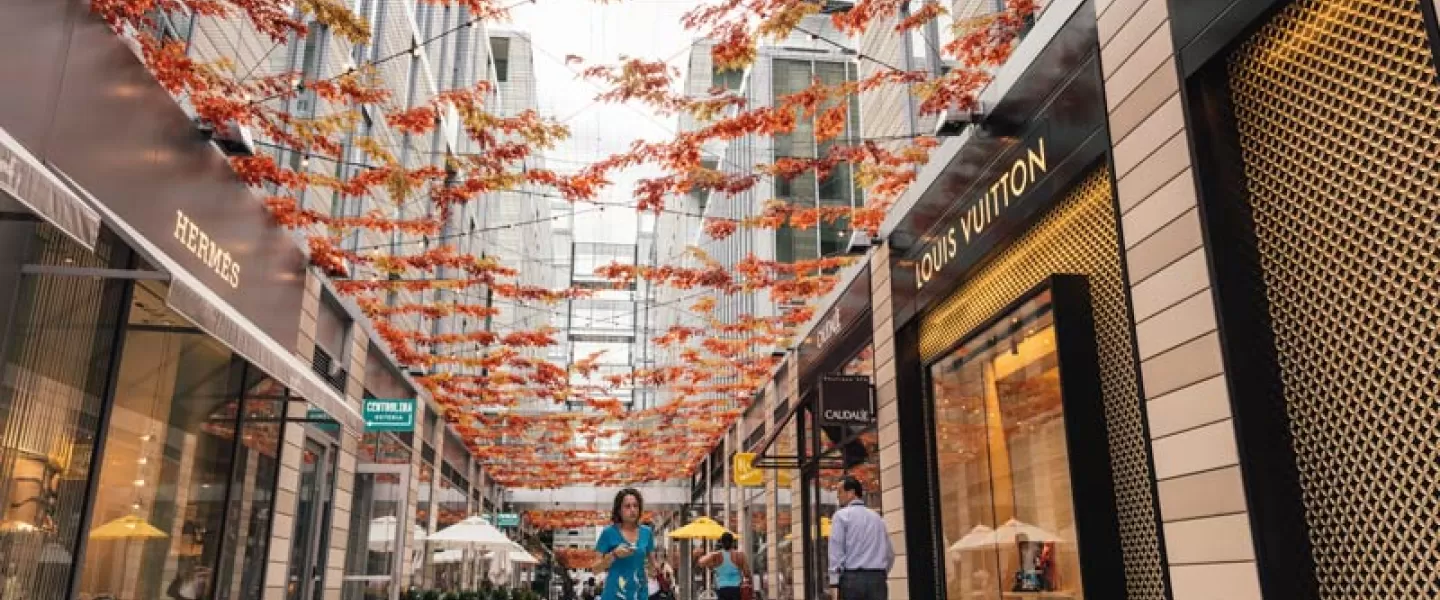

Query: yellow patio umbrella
[667,517,732,540]
[89,515,168,539]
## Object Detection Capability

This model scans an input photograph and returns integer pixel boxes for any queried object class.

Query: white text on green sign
[364,399,416,432]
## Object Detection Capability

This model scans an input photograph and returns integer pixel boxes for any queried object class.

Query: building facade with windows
[746,2,1440,600]
[650,14,863,402]
[0,1,525,599]
[656,14,870,600]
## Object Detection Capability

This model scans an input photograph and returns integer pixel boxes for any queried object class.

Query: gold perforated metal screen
[1228,0,1440,596]
[918,168,1167,600]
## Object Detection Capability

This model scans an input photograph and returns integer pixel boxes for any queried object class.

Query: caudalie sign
[174,210,241,288]
[914,138,1048,290]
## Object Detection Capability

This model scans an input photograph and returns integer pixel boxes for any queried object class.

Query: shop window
[288,436,339,600]
[77,279,286,600]
[744,488,768,599]
[0,224,130,600]
[928,292,1083,599]
[360,431,412,466]
[412,463,434,587]
[216,383,287,600]
[772,423,795,600]
[432,474,468,585]
[341,464,407,600]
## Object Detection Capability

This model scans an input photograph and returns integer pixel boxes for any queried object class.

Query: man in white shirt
[827,476,894,600]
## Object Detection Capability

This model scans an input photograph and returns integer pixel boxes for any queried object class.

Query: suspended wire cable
[791,23,910,74]
[248,0,537,106]
[232,5,896,358]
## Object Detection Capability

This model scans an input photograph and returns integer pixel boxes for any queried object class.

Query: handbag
[740,577,754,600]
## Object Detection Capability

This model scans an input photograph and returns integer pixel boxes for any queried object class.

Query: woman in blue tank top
[699,532,751,600]
[595,489,655,600]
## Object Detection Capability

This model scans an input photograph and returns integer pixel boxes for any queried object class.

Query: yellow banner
[732,452,764,487]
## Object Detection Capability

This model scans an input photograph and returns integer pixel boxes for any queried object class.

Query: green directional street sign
[363,398,416,432]
[306,407,340,433]
[496,513,521,528]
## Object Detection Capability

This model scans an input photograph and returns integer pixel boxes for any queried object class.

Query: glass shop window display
[77,280,285,600]
[929,292,1084,600]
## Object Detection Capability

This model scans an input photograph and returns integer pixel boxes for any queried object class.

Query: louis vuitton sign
[884,6,1109,329]
[914,138,1048,291]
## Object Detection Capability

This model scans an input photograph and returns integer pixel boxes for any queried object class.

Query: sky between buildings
[507,0,702,245]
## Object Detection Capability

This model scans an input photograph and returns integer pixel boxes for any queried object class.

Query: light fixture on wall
[843,230,879,255]
[194,117,256,157]
[935,101,987,137]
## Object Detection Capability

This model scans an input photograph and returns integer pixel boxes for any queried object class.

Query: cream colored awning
[0,126,101,249]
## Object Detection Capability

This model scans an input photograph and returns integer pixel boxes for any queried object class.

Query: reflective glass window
[928,292,1083,599]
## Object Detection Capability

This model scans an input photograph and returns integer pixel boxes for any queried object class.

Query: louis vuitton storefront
[878,1,1166,600]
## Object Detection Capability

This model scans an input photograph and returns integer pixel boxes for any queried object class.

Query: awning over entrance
[62,172,366,434]
[0,126,101,250]
[167,278,366,433]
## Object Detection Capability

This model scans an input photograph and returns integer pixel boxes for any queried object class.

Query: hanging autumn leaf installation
[90,0,1037,488]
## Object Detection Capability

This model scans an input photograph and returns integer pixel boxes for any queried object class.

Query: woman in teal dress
[594,488,655,600]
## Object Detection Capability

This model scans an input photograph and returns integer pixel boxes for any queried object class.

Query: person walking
[827,476,893,600]
[649,550,676,600]
[697,532,750,600]
[595,489,656,600]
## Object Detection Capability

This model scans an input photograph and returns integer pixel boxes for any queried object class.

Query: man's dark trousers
[838,570,887,600]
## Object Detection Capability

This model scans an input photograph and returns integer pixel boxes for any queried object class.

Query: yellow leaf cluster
[300,0,372,45]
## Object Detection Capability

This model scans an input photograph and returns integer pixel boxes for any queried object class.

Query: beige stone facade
[823,2,1258,600]
[866,249,907,600]
[1095,0,1264,598]
[176,3,518,597]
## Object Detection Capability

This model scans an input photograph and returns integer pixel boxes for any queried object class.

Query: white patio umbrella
[503,538,530,555]
[428,515,515,551]
[39,542,73,564]
[948,524,997,552]
[430,516,516,588]
[991,519,1063,544]
[510,551,540,565]
[368,515,428,550]
[433,549,466,564]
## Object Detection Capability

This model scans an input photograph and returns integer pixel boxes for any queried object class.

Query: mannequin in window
[1011,534,1042,592]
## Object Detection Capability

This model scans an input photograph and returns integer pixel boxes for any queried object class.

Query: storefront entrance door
[342,464,412,600]
[289,436,339,600]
